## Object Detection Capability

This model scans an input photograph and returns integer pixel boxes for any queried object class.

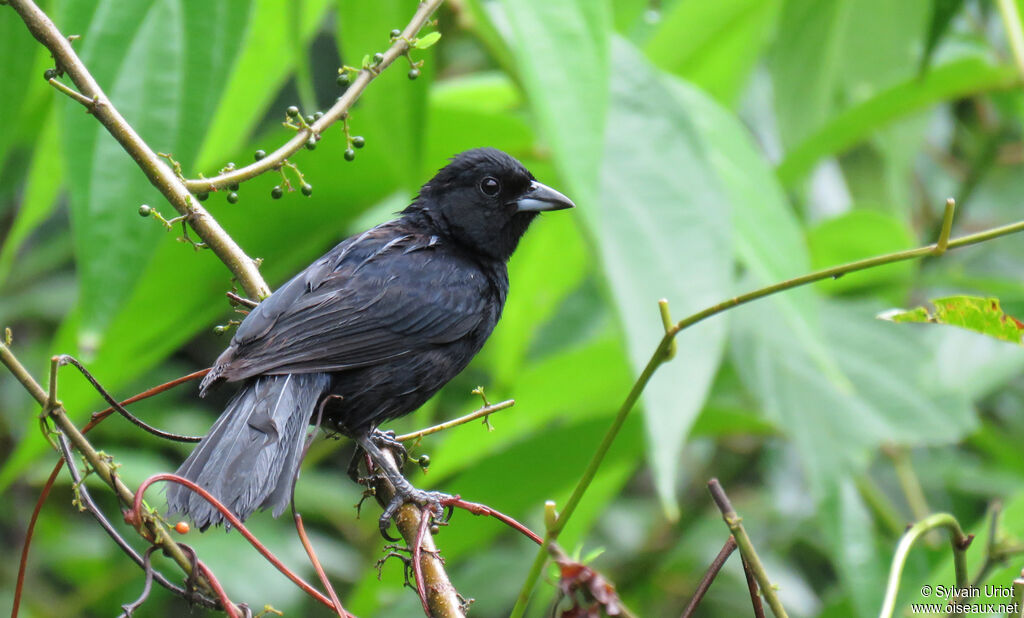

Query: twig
[369,449,464,618]
[412,507,433,616]
[293,512,349,617]
[181,0,444,193]
[706,479,787,618]
[118,546,159,617]
[55,355,202,442]
[396,399,515,442]
[445,497,542,545]
[14,369,211,618]
[741,556,767,618]
[7,0,270,300]
[132,474,341,613]
[51,431,219,610]
[680,536,737,618]
[879,513,974,618]
[0,341,211,599]
[510,199,1024,614]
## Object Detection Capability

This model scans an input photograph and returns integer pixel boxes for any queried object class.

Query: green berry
[138,204,152,217]
[304,114,315,125]
[344,148,356,162]
[305,137,317,150]
[254,149,266,161]
[352,135,365,149]
[408,68,420,80]
[228,182,239,192]
[417,455,430,468]
[196,192,209,202]
[390,29,401,38]
[286,105,299,118]
[226,191,239,204]
[373,52,384,64]
[43,68,57,80]
[338,72,350,86]
[313,111,324,120]
[271,186,283,199]
[301,183,313,197]
[213,325,226,335]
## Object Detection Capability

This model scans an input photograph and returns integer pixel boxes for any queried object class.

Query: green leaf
[645,0,780,104]
[732,300,975,499]
[920,0,966,73]
[0,107,63,286]
[879,296,1024,345]
[770,0,850,147]
[339,0,432,189]
[820,480,889,618]
[498,0,611,208]
[413,31,441,49]
[589,40,733,517]
[777,56,1017,185]
[194,0,332,171]
[0,7,51,175]
[60,0,252,351]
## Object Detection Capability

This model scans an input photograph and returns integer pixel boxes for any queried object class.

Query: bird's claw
[377,488,452,539]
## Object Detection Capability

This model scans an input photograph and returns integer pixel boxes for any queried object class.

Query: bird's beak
[514,181,575,213]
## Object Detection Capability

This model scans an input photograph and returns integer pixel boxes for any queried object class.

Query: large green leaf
[60,0,252,350]
[770,0,850,147]
[0,109,63,286]
[732,300,975,499]
[498,0,611,208]
[645,0,780,104]
[589,40,732,517]
[0,6,51,175]
[194,0,333,171]
[777,56,1016,185]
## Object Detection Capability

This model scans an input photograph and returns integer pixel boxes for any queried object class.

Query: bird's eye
[479,176,501,197]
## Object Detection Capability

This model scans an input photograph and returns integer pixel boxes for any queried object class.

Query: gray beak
[514,180,575,213]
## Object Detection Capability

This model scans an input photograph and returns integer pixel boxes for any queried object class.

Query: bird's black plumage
[167,148,574,529]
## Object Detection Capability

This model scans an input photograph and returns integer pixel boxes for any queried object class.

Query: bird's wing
[212,226,493,383]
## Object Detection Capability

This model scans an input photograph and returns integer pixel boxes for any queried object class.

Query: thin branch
[132,474,341,613]
[512,200,1024,614]
[181,0,444,194]
[14,368,211,618]
[0,340,211,598]
[445,497,542,545]
[740,556,767,618]
[369,449,464,618]
[707,479,787,618]
[396,399,515,442]
[879,513,974,618]
[293,512,349,617]
[8,0,270,299]
[412,507,434,616]
[680,536,737,618]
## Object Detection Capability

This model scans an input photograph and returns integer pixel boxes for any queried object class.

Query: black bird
[167,148,574,530]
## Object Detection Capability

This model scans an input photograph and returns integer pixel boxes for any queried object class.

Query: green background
[3,0,1024,616]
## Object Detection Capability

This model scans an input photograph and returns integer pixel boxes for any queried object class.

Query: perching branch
[511,198,1024,614]
[706,479,786,618]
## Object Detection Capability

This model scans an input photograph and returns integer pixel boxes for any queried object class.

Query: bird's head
[405,148,575,261]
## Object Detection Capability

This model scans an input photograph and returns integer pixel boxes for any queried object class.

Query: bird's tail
[166,373,331,530]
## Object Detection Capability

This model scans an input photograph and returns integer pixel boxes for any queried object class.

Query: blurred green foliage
[3,0,1024,616]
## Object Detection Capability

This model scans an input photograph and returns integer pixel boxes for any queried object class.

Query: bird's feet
[377,483,453,539]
